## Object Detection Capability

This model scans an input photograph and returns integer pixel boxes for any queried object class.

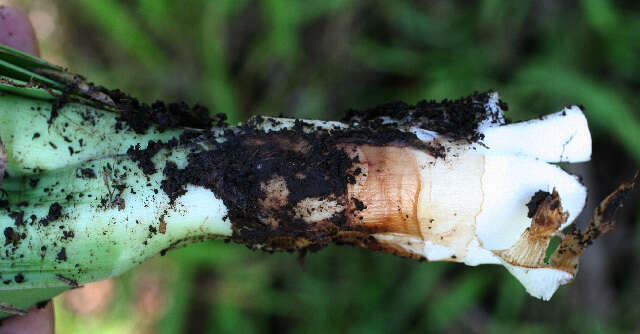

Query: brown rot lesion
[168,119,434,255]
[495,171,639,275]
[223,139,429,257]
[493,189,568,269]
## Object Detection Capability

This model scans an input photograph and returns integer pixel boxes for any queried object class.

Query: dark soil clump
[160,115,446,253]
[127,140,167,175]
[343,91,506,142]
[104,88,218,133]
[78,168,96,179]
[8,211,24,226]
[13,274,24,283]
[161,122,357,252]
[56,247,67,261]
[39,202,63,226]
[527,190,552,218]
[3,227,20,246]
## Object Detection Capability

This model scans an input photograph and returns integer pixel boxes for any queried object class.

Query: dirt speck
[78,168,96,178]
[56,247,67,261]
[14,274,24,283]
[40,202,63,226]
[3,227,20,246]
[526,190,552,218]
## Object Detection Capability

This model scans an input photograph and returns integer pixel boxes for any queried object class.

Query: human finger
[0,6,40,56]
[0,301,54,334]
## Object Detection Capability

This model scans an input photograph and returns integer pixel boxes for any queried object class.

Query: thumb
[0,6,40,57]
[0,5,40,184]
[0,301,54,334]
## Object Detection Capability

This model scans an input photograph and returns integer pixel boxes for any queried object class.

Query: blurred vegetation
[10,0,640,332]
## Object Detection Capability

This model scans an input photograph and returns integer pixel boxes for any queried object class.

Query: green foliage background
[14,0,640,332]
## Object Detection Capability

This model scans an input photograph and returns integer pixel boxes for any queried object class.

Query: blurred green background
[9,0,640,332]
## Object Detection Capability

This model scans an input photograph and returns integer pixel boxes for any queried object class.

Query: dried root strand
[549,170,640,271]
[0,302,28,316]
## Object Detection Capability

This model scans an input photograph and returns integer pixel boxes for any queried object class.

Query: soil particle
[9,211,24,226]
[127,140,166,175]
[353,198,366,211]
[39,202,63,226]
[14,274,24,283]
[56,247,67,261]
[526,190,552,218]
[160,162,186,199]
[78,168,96,178]
[127,131,203,175]
[3,227,20,246]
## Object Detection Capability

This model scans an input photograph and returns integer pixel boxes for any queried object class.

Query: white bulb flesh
[366,98,592,299]
[477,106,592,163]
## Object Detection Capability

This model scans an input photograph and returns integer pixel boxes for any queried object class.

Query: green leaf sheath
[0,94,181,176]
[0,94,231,318]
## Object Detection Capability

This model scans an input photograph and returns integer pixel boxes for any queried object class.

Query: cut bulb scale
[0,49,637,317]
